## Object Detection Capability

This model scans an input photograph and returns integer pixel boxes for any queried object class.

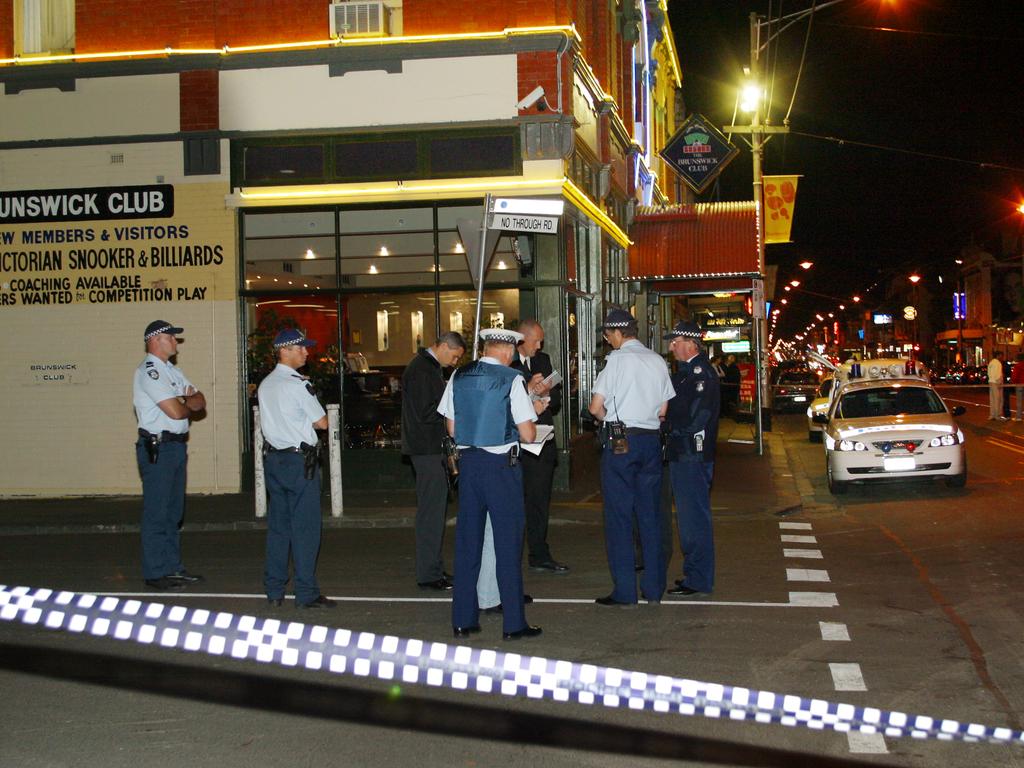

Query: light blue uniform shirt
[258,363,327,449]
[437,357,536,454]
[133,353,194,435]
[592,339,675,429]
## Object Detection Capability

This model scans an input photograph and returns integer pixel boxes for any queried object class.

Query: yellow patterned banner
[763,175,800,244]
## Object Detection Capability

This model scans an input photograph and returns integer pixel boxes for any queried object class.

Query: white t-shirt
[258,363,327,449]
[437,357,536,453]
[988,358,1004,385]
[133,353,194,435]
[592,339,675,429]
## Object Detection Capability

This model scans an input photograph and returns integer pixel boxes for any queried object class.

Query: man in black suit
[401,331,466,590]
[513,319,569,574]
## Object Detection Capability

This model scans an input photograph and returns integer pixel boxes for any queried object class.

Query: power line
[818,21,1024,42]
[787,131,1024,175]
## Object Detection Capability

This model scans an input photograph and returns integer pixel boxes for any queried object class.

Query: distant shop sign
[659,114,739,194]
[0,184,174,224]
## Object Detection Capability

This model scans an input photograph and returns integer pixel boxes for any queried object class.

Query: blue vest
[453,361,522,447]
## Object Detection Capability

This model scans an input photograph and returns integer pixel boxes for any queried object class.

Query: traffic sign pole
[472,193,493,360]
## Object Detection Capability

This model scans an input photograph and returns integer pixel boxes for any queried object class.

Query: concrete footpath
[0,417,802,536]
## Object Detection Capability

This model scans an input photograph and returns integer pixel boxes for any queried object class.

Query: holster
[145,434,160,464]
[300,441,320,480]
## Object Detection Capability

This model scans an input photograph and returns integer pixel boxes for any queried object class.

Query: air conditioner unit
[330,1,390,37]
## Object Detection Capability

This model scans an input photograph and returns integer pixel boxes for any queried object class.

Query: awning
[627,202,759,280]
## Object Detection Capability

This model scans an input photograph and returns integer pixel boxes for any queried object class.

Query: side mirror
[811,413,829,425]
[951,405,966,416]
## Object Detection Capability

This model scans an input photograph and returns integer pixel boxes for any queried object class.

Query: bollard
[253,405,266,519]
[327,404,343,517]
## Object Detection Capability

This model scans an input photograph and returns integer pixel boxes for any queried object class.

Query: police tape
[1,584,1022,747]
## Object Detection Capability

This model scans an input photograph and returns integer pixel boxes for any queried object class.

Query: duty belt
[624,427,660,436]
[138,429,188,443]
[265,446,305,453]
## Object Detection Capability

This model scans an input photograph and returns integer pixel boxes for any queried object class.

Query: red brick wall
[403,0,560,35]
[74,0,327,53]
[0,1,12,58]
[516,51,559,115]
[179,68,218,131]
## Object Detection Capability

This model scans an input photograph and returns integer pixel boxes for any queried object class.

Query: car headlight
[839,439,867,451]
[929,434,958,447]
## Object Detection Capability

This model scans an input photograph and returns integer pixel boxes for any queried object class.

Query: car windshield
[779,372,818,385]
[836,386,946,419]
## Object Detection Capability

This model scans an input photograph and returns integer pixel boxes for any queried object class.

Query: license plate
[884,457,915,472]
[793,396,807,402]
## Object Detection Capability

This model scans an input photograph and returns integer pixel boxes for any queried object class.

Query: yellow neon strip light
[562,178,632,249]
[238,177,564,202]
[0,26,578,66]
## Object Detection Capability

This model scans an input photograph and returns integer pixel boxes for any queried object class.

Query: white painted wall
[0,74,179,142]
[220,55,519,131]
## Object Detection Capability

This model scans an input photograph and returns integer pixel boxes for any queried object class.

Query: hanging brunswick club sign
[659,113,740,194]
[0,184,174,224]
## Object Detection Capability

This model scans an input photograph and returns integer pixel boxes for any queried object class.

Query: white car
[813,361,967,494]
[806,376,834,442]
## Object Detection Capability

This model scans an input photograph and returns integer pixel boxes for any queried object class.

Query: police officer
[663,320,720,597]
[437,327,541,640]
[133,320,206,590]
[258,328,335,610]
[588,308,675,606]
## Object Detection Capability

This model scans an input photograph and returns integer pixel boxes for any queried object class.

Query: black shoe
[453,625,481,638]
[503,625,543,640]
[418,577,454,591]
[667,585,706,597]
[297,595,337,609]
[642,595,662,604]
[530,560,570,574]
[595,594,636,607]
[267,597,284,607]
[167,570,204,584]
[144,577,185,591]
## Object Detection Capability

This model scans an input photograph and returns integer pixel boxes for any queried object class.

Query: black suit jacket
[512,350,562,427]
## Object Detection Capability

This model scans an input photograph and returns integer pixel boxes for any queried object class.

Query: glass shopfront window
[241,202,526,455]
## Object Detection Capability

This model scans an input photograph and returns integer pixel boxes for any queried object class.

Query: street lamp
[908,274,921,357]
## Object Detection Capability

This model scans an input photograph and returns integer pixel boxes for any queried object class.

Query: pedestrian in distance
[400,331,467,592]
[1013,353,1024,422]
[512,319,569,574]
[133,320,206,591]
[438,327,541,641]
[722,354,741,415]
[258,329,334,610]
[588,308,675,606]
[1002,353,1013,419]
[662,320,720,597]
[987,351,1007,421]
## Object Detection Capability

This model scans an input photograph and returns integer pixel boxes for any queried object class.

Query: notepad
[521,424,555,455]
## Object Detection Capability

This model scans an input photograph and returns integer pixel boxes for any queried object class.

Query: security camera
[517,86,547,111]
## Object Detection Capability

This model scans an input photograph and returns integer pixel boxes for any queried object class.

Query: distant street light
[799,261,813,270]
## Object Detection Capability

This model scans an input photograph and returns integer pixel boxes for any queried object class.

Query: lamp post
[909,273,921,358]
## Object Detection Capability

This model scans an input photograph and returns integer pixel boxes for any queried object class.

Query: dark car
[771,369,821,413]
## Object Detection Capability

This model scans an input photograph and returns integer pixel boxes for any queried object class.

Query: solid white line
[830,662,867,691]
[789,592,839,607]
[783,548,823,559]
[847,732,889,754]
[987,437,1024,456]
[91,592,833,609]
[819,621,851,641]
[780,534,818,544]
[779,522,813,530]
[786,568,830,582]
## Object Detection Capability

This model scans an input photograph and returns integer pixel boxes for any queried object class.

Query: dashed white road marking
[779,522,813,530]
[783,548,823,559]
[789,592,838,607]
[847,732,888,754]
[830,662,867,691]
[786,568,830,582]
[819,621,851,641]
[780,534,818,544]
[987,437,1024,456]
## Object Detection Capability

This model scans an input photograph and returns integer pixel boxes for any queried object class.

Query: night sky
[667,1,1024,339]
